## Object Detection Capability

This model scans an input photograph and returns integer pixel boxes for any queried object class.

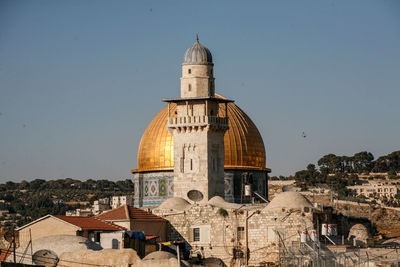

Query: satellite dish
[187,190,204,202]
[32,249,58,267]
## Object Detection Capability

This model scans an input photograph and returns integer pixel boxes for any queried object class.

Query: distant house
[51,199,64,205]
[111,195,134,209]
[347,180,399,199]
[96,205,166,241]
[17,215,124,245]
[92,197,111,215]
[65,208,93,217]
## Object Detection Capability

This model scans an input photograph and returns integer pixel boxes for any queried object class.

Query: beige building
[358,172,400,179]
[16,214,124,245]
[111,195,134,209]
[65,208,92,216]
[153,191,316,266]
[92,197,111,215]
[347,180,398,198]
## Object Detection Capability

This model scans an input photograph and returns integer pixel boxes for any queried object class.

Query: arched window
[188,69,191,74]
[188,84,192,91]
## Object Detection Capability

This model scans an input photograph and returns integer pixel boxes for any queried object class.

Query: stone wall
[154,203,314,266]
[18,216,77,245]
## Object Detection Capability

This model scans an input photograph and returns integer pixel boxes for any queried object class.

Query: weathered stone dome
[156,197,191,211]
[348,224,370,240]
[183,36,213,65]
[264,192,313,211]
[208,196,242,209]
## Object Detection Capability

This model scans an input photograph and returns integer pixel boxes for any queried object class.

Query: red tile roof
[96,205,128,220]
[0,250,11,262]
[96,205,164,221]
[54,215,125,231]
[127,205,165,221]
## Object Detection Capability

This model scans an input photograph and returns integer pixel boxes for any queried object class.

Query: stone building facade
[347,180,399,199]
[153,191,315,266]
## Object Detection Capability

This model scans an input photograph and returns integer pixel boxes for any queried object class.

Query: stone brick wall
[154,203,314,266]
[18,216,78,245]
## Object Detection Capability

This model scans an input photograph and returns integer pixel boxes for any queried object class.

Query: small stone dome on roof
[59,249,141,267]
[143,251,191,267]
[348,224,370,240]
[208,196,242,210]
[143,251,176,261]
[157,197,191,211]
[183,35,213,65]
[264,191,313,211]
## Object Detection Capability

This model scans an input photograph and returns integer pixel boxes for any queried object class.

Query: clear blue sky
[1,0,399,182]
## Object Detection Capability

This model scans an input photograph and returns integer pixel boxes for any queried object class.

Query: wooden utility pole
[12,229,16,264]
[30,229,33,264]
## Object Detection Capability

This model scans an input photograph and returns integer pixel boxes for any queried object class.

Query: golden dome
[132,94,268,173]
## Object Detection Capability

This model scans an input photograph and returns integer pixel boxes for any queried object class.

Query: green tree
[353,151,374,173]
[317,154,342,174]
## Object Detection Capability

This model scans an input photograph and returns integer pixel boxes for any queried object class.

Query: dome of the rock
[132,94,267,173]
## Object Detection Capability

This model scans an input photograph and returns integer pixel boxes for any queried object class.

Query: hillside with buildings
[271,150,400,206]
[0,179,134,228]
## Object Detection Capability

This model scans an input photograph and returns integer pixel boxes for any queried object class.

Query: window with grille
[193,228,200,242]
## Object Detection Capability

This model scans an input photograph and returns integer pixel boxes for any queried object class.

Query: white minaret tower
[163,36,233,203]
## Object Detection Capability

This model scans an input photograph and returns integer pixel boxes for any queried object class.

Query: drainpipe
[176,243,180,267]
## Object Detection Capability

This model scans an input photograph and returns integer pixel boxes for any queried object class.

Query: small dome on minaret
[183,35,213,65]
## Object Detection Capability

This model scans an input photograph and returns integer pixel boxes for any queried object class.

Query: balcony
[168,115,228,128]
